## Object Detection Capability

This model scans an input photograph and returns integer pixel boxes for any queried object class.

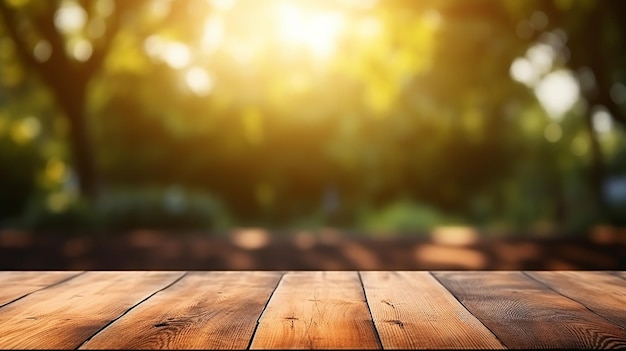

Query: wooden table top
[0,271,624,349]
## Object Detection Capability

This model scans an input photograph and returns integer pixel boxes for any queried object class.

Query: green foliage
[357,200,460,236]
[0,0,624,233]
[0,133,43,222]
[94,186,229,231]
[10,185,230,232]
[15,195,96,232]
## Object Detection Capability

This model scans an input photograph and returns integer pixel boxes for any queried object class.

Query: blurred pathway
[1,227,625,270]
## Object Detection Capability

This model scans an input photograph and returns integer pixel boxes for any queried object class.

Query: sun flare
[275,2,345,59]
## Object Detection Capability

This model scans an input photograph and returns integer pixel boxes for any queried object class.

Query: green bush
[0,136,43,224]
[94,186,229,231]
[15,195,96,232]
[9,185,230,232]
[357,199,460,236]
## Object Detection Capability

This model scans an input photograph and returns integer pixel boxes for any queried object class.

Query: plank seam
[357,271,384,350]
[0,271,87,309]
[428,271,509,349]
[522,271,626,331]
[73,271,189,350]
[245,270,286,350]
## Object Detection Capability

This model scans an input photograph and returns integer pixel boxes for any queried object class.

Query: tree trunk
[548,1,612,216]
[59,89,99,200]
[0,2,100,201]
[583,111,607,215]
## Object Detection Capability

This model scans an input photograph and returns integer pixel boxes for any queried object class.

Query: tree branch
[81,0,146,78]
[0,1,38,68]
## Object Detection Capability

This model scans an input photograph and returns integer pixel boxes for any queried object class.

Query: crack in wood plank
[385,319,404,328]
[381,300,395,308]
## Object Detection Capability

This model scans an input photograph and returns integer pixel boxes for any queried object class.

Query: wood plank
[0,271,83,306]
[0,271,184,349]
[526,271,626,329]
[80,271,282,350]
[249,271,380,349]
[434,271,626,349]
[360,271,505,349]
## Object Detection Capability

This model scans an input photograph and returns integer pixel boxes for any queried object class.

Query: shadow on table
[1,227,625,270]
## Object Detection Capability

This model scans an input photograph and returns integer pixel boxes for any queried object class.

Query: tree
[518,0,626,216]
[0,0,201,200]
[1,0,623,230]
[554,0,626,217]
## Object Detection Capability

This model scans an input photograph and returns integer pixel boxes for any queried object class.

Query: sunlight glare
[202,16,225,53]
[534,69,580,120]
[414,244,486,269]
[431,226,477,246]
[526,43,555,76]
[275,3,345,59]
[339,0,377,10]
[226,40,256,65]
[70,38,93,62]
[357,16,382,39]
[208,0,236,11]
[185,67,214,96]
[592,106,613,134]
[143,35,164,59]
[54,0,87,33]
[510,57,538,87]
[231,228,270,250]
[162,42,191,69]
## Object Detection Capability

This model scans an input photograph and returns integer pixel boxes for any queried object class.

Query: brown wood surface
[249,271,381,349]
[0,271,82,306]
[0,271,625,349]
[0,271,184,349]
[433,271,626,349]
[526,271,626,329]
[360,271,505,349]
[80,271,282,350]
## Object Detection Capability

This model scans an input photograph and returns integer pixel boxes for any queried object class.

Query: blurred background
[0,0,625,270]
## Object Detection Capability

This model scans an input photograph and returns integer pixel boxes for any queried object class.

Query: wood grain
[80,271,282,350]
[434,271,626,349]
[1,271,624,349]
[0,271,184,349]
[0,271,82,306]
[526,271,626,329]
[249,271,380,349]
[360,271,505,349]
